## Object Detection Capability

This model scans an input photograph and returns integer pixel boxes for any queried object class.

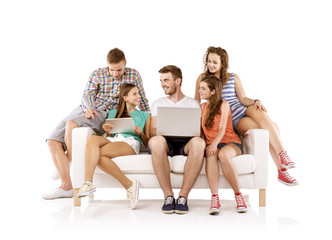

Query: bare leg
[238,116,283,170]
[270,144,283,170]
[84,135,111,182]
[149,136,173,198]
[84,135,136,189]
[179,137,205,198]
[98,142,136,189]
[218,144,242,194]
[245,105,285,153]
[47,140,72,190]
[205,154,220,194]
[64,120,79,161]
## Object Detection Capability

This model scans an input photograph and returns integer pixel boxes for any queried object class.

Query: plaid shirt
[82,67,150,112]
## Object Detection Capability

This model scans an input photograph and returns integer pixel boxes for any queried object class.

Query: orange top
[201,102,241,145]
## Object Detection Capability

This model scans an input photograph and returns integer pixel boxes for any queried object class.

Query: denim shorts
[217,142,244,154]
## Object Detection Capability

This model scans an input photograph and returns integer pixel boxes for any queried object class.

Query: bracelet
[254,99,260,104]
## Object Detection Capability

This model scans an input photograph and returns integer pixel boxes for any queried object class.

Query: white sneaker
[42,187,74,200]
[77,182,96,198]
[126,180,139,209]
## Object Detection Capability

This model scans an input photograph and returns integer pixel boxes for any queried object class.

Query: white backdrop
[1,0,331,238]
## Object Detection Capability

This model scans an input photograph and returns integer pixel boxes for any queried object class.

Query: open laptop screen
[156,107,201,137]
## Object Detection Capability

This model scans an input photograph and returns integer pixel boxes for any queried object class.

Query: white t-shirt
[151,96,200,117]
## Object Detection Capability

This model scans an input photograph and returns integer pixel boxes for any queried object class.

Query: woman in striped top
[199,75,247,214]
[195,46,298,186]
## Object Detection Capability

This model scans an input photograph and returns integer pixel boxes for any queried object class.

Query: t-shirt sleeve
[151,101,158,117]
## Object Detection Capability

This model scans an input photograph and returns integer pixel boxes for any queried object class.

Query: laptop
[105,118,135,134]
[156,107,201,137]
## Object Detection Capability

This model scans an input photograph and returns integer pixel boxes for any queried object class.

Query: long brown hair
[203,46,229,85]
[115,83,137,118]
[201,75,223,128]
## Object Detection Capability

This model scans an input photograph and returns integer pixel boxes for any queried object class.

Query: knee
[189,137,206,152]
[66,120,79,131]
[86,135,100,147]
[148,136,167,150]
[256,111,271,125]
[218,152,232,165]
[47,140,63,152]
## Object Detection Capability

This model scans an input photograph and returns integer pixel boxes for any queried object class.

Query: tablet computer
[105,118,135,134]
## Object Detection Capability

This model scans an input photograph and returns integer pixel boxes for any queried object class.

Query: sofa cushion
[171,154,255,175]
[95,153,170,174]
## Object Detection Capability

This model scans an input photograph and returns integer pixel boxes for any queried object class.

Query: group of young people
[43,47,298,215]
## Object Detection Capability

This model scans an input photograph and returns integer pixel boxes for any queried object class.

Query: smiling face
[199,81,215,101]
[207,53,222,74]
[108,60,126,79]
[124,86,140,106]
[160,72,179,96]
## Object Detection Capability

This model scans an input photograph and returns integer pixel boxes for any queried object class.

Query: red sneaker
[235,193,247,213]
[278,168,298,186]
[279,151,296,169]
[209,194,221,214]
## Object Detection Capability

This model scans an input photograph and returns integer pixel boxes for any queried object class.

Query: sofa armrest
[72,127,96,188]
[242,129,269,188]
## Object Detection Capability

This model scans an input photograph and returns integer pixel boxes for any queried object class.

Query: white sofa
[72,127,269,207]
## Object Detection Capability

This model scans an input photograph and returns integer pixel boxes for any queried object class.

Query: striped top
[81,67,150,112]
[201,103,241,145]
[222,73,247,125]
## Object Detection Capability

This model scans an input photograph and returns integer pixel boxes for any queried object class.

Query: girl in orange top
[200,75,247,214]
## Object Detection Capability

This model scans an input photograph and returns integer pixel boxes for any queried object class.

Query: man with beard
[148,65,205,214]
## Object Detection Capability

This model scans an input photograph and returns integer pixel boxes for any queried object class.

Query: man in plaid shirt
[43,48,150,200]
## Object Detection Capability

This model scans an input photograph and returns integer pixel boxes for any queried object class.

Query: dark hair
[203,46,229,85]
[159,65,183,86]
[200,75,223,128]
[115,83,137,118]
[107,48,126,64]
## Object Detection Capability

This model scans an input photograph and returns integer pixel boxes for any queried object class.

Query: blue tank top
[222,73,247,126]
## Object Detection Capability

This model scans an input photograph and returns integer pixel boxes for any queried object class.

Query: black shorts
[148,137,191,157]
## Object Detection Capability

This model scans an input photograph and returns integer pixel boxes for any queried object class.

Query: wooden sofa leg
[74,188,81,207]
[259,189,266,207]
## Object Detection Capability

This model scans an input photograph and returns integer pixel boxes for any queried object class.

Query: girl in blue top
[77,83,151,209]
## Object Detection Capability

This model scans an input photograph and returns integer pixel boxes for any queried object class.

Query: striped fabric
[222,73,247,125]
[81,67,150,112]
